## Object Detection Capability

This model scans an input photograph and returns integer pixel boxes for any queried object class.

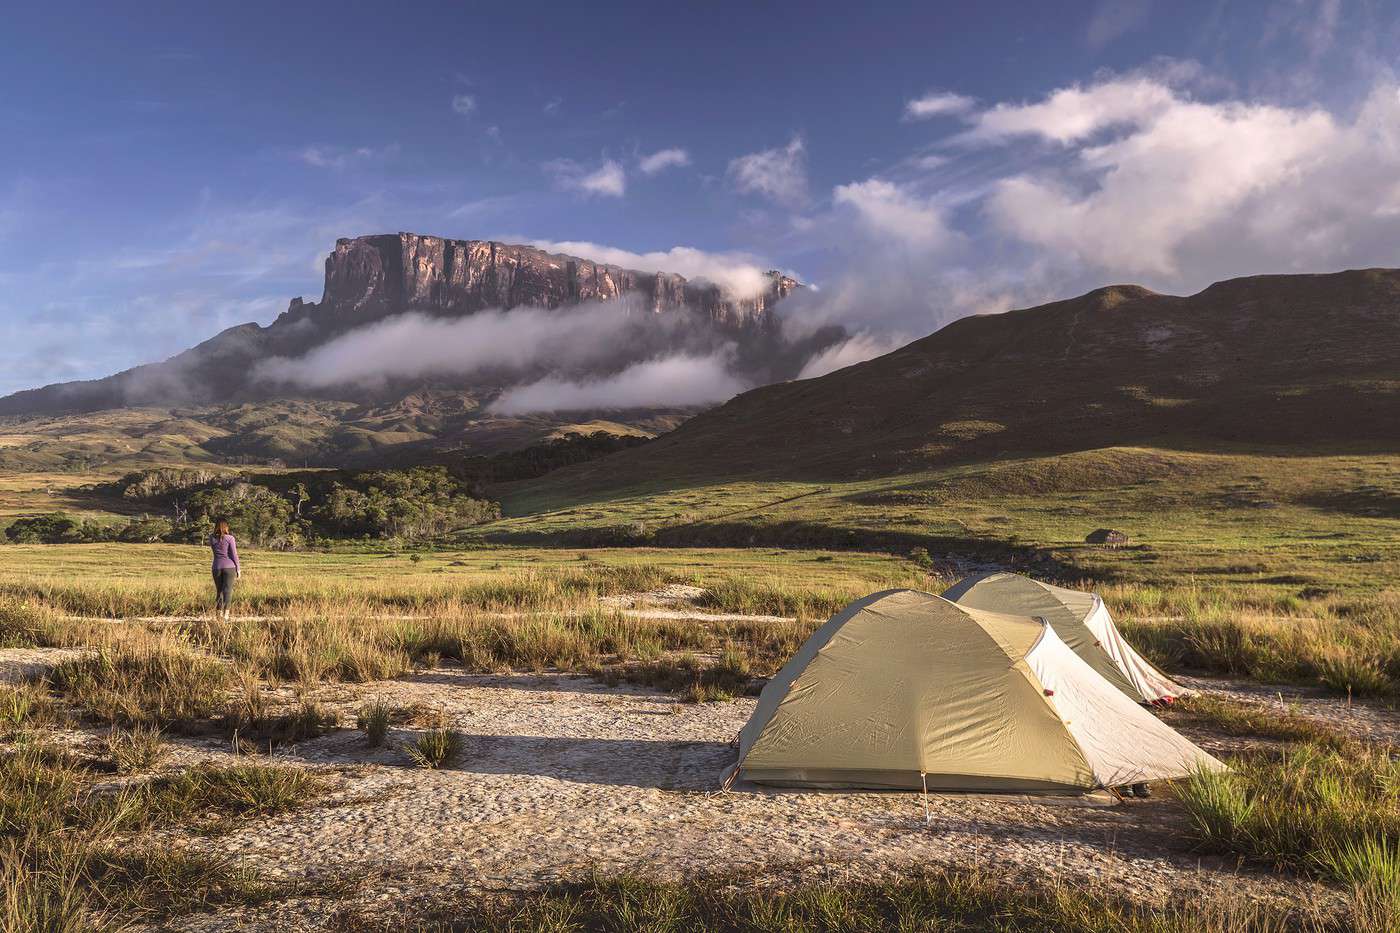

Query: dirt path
[1176,673,1400,747]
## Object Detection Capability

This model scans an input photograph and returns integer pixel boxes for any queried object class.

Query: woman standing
[209,520,240,621]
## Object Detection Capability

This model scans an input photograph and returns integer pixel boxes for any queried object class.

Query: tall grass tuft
[356,698,393,747]
[405,729,463,769]
[1179,742,1399,906]
[49,639,232,731]
[105,724,166,774]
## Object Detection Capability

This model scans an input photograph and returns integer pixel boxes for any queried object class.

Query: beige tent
[735,590,1223,793]
[942,572,1185,705]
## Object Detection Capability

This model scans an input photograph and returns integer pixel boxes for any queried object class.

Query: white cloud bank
[489,353,744,414]
[971,78,1400,279]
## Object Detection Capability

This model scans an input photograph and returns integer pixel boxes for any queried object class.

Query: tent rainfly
[733,590,1224,794]
[942,572,1185,705]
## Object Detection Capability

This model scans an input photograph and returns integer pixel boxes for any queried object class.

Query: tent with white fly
[942,572,1185,705]
[731,589,1222,794]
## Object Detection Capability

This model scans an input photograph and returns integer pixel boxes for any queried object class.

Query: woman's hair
[214,520,230,538]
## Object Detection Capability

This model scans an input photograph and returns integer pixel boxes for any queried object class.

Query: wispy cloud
[544,158,626,197]
[728,136,807,206]
[638,148,691,175]
[832,179,955,252]
[296,144,399,170]
[904,91,976,120]
[451,93,477,116]
[1085,0,1153,48]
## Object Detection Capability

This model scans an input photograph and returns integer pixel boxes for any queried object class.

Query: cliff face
[285,233,798,333]
[0,233,806,417]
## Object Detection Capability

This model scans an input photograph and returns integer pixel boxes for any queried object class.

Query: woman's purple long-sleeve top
[211,534,239,572]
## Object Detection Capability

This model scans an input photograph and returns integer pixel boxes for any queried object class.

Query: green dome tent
[733,590,1222,794]
[942,572,1185,705]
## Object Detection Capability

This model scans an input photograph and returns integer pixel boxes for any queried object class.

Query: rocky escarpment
[278,233,798,335]
[0,233,806,417]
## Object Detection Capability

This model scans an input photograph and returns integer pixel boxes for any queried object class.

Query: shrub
[4,514,84,545]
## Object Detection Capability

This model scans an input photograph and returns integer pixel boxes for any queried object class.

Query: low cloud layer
[796,333,906,380]
[250,292,810,413]
[254,303,669,390]
[489,352,743,414]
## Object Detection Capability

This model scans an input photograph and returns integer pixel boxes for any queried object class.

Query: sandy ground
[143,669,1354,930]
[2,638,1391,930]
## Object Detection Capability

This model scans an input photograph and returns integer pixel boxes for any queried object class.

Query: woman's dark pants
[213,568,236,611]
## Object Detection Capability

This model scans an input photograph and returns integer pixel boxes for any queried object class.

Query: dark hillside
[523,269,1400,490]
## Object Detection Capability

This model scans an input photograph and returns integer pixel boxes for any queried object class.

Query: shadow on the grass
[410,733,734,789]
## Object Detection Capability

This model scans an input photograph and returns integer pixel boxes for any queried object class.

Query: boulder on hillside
[1086,528,1129,547]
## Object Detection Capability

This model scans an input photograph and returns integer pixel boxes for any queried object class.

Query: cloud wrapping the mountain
[528,239,773,298]
[796,332,905,379]
[254,304,652,390]
[489,352,744,413]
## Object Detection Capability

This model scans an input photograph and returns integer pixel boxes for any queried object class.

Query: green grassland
[2,445,1398,929]
[493,446,1400,588]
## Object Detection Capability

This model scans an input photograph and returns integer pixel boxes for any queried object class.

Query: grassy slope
[0,397,693,473]
[494,446,1400,592]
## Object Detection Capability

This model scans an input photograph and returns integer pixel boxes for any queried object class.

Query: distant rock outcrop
[305,234,798,331]
[0,234,804,417]
[1085,529,1130,547]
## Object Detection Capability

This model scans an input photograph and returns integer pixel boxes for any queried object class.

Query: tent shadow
[393,733,736,790]
[398,670,684,703]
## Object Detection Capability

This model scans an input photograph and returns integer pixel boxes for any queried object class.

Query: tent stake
[920,771,930,824]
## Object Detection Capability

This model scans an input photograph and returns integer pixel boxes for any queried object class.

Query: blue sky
[2,0,1398,396]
